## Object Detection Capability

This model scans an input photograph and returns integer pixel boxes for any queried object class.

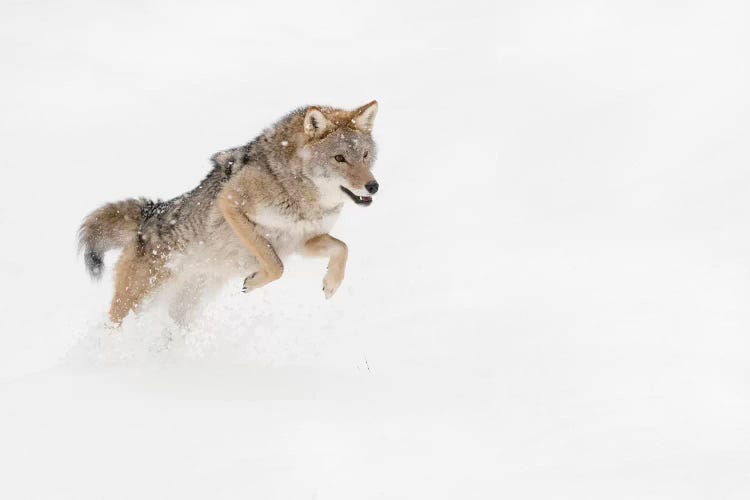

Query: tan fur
[109,244,170,324]
[303,234,348,298]
[79,200,142,248]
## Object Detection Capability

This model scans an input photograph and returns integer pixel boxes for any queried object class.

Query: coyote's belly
[167,220,255,279]
[253,206,342,257]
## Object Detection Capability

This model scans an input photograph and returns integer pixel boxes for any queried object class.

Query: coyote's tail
[78,198,150,279]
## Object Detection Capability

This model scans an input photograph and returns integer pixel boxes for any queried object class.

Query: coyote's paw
[242,271,266,293]
[322,268,344,299]
[242,265,283,293]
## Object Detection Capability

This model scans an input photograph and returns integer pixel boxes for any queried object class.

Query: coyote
[79,101,380,325]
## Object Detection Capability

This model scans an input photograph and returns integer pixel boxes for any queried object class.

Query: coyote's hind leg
[167,275,224,327]
[109,244,170,325]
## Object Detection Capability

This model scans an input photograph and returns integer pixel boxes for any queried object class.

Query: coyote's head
[299,101,379,207]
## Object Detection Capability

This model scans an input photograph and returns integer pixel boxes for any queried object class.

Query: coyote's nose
[365,181,379,194]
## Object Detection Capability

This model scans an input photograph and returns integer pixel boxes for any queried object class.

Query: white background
[1,0,749,498]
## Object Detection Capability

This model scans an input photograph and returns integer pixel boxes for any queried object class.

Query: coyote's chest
[252,205,342,255]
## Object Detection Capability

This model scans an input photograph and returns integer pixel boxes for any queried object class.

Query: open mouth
[340,186,373,206]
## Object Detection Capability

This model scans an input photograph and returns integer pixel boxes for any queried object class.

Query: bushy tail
[78,198,149,279]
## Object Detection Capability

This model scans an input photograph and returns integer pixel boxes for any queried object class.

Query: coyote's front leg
[218,194,284,293]
[304,234,348,299]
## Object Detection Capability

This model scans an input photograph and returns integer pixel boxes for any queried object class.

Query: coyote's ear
[351,100,378,132]
[303,107,333,138]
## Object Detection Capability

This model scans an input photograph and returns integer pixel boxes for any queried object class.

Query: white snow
[1,1,750,499]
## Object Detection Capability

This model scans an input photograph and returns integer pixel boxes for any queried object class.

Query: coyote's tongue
[340,186,373,206]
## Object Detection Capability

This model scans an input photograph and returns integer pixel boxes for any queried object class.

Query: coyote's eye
[334,155,346,163]
[364,151,369,159]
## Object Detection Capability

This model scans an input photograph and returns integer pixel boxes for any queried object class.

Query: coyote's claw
[242,272,261,293]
